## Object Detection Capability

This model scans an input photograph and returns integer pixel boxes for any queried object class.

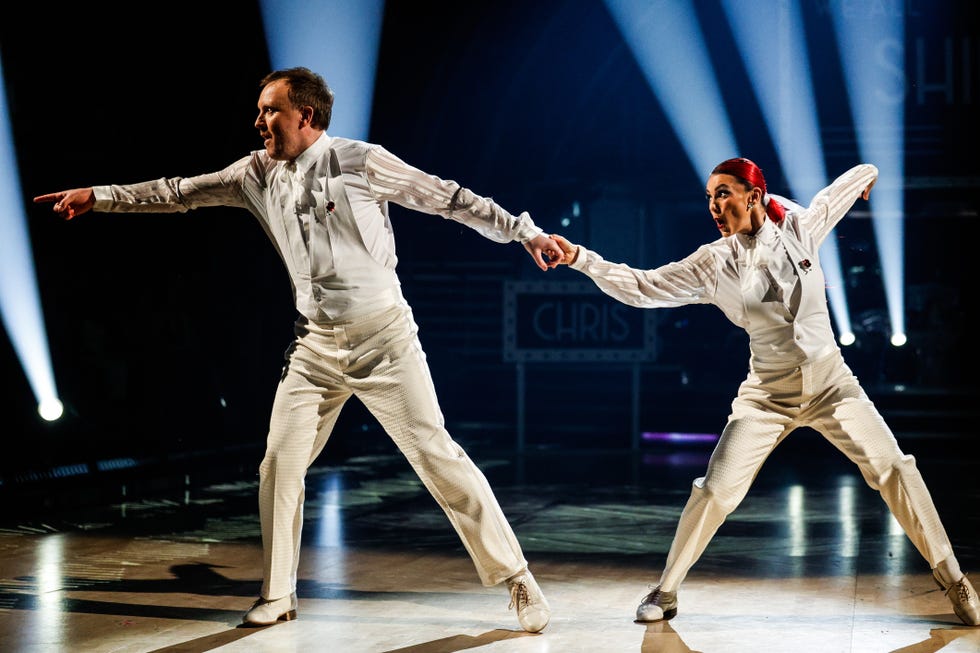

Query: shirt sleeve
[363,145,543,243]
[91,156,252,213]
[798,163,878,246]
[569,243,718,309]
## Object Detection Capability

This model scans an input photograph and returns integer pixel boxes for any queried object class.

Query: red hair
[711,157,786,224]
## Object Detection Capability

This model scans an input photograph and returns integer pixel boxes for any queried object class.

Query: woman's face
[706,173,761,237]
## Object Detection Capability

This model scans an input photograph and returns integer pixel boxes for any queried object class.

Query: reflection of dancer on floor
[550,157,979,627]
[34,66,556,633]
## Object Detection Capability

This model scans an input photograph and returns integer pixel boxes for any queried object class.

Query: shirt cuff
[92,185,113,209]
[514,211,544,242]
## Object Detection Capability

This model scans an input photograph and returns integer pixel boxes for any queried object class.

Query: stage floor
[1,431,977,652]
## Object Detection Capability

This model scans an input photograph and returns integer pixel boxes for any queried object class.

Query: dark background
[1,1,976,486]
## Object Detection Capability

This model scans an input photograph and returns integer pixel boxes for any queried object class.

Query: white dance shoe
[507,570,550,632]
[635,585,677,622]
[934,571,980,626]
[242,592,298,626]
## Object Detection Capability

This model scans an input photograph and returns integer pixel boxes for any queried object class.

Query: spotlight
[38,397,64,422]
[890,333,907,347]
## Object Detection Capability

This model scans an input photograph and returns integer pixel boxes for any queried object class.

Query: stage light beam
[720,0,855,346]
[258,0,385,141]
[603,0,739,179]
[831,4,906,346]
[0,57,63,422]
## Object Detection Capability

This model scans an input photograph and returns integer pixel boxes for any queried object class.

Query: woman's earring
[747,202,755,210]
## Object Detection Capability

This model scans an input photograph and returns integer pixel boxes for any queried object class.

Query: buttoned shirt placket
[278,162,311,281]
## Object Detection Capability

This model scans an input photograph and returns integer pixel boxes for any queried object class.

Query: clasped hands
[524,233,578,270]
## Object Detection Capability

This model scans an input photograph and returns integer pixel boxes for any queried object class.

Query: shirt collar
[735,217,778,249]
[288,131,330,177]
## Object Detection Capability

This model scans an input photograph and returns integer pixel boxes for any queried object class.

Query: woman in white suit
[551,157,978,627]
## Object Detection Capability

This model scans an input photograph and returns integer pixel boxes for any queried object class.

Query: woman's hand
[523,233,564,271]
[550,233,579,265]
[862,178,876,201]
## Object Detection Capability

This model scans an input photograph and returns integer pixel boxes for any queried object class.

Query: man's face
[254,79,308,161]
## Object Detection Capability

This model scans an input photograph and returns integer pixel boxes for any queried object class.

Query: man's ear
[300,105,315,127]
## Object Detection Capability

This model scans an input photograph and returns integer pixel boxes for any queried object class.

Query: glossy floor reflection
[0,431,977,652]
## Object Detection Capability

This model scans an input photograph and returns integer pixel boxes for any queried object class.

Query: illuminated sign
[503,281,657,362]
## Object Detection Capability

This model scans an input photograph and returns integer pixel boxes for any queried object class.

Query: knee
[258,455,273,478]
[692,476,744,517]
[867,454,919,491]
[894,454,918,474]
[258,445,289,481]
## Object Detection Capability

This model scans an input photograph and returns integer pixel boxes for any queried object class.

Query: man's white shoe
[242,593,298,626]
[507,570,550,633]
